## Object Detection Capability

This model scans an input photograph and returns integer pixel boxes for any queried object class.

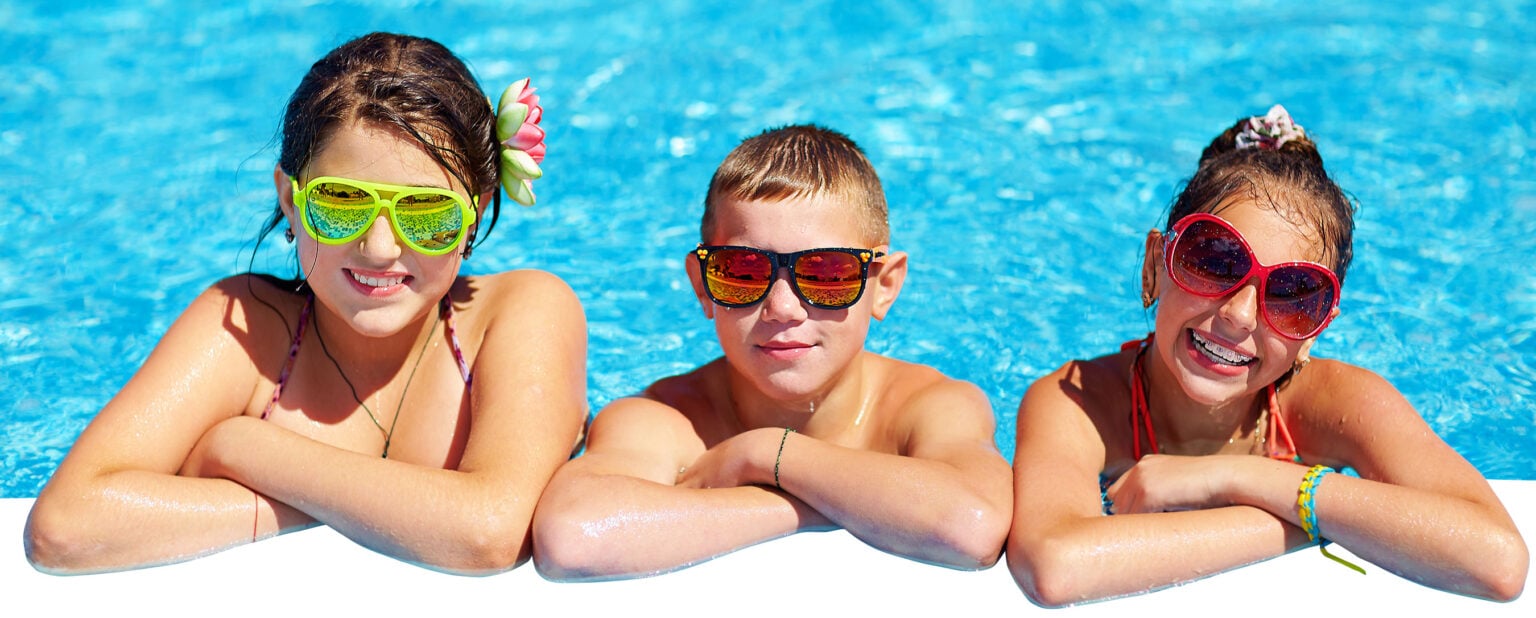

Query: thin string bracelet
[774,427,796,489]
[1297,465,1366,574]
[250,491,259,543]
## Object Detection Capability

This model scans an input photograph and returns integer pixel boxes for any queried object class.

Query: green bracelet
[774,427,795,489]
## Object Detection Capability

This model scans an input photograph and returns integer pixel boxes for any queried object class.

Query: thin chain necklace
[311,305,442,459]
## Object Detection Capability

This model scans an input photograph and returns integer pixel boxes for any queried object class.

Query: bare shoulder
[1287,358,1403,411]
[1014,348,1137,474]
[1282,358,1444,467]
[877,355,992,424]
[456,269,583,323]
[1283,358,1425,438]
[581,386,708,482]
[1021,349,1133,428]
[171,275,309,379]
[638,360,742,445]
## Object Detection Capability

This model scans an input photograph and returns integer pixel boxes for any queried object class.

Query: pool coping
[5,480,1533,615]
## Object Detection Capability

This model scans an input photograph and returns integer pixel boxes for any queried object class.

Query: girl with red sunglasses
[1006,106,1527,604]
[26,33,585,574]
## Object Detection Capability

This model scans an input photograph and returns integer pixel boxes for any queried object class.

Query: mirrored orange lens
[705,249,773,305]
[793,251,864,307]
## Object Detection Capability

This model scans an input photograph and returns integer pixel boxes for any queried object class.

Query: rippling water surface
[2,0,1533,496]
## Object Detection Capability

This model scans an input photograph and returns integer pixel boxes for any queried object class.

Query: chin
[343,302,432,338]
[739,362,834,403]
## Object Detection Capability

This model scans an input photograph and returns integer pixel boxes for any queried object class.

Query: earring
[1293,356,1311,375]
[1140,268,1157,309]
[284,228,295,243]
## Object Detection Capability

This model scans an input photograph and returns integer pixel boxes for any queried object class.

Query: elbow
[1478,533,1529,602]
[24,499,94,574]
[930,503,1010,569]
[428,508,532,575]
[1006,535,1088,608]
[529,503,620,581]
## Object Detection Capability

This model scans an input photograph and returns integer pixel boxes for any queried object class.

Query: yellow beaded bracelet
[1296,464,1366,574]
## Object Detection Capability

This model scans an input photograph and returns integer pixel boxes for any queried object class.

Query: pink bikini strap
[262,296,469,421]
[261,296,312,420]
[440,296,472,387]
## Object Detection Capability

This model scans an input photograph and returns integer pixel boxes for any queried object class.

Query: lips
[1189,329,1256,367]
[346,269,411,296]
[757,340,815,361]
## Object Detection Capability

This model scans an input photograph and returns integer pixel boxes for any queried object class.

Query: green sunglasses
[291,176,479,255]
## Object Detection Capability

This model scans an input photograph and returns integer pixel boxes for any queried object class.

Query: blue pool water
[2,1,1533,497]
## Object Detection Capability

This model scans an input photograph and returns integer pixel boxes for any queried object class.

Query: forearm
[775,433,1011,569]
[25,469,310,573]
[533,471,827,580]
[1009,506,1306,606]
[1227,461,1528,600]
[206,417,530,573]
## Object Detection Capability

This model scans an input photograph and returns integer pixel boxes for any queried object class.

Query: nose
[1216,282,1261,334]
[356,213,403,262]
[759,267,808,323]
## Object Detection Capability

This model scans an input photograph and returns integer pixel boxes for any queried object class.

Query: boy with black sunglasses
[532,124,1012,579]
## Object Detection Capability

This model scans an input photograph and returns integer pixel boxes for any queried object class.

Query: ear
[868,248,907,321]
[1142,229,1163,308]
[1298,306,1342,361]
[275,165,300,235]
[684,249,715,319]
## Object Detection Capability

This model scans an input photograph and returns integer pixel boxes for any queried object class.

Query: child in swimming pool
[24,32,587,574]
[531,124,1012,579]
[1006,106,1528,604]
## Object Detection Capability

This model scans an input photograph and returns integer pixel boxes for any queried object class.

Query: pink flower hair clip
[496,78,546,206]
[1235,104,1306,151]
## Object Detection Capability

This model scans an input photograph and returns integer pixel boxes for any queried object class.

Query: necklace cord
[311,302,443,458]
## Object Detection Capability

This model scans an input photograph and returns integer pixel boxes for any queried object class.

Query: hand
[675,428,779,489]
[1105,454,1243,514]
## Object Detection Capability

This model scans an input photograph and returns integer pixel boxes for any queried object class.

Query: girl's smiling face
[279,119,473,338]
[1148,196,1334,406]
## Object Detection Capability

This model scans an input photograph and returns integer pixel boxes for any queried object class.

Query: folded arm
[531,398,831,581]
[26,279,314,573]
[1006,361,1308,606]
[759,380,1012,569]
[1187,362,1528,601]
[188,271,588,574]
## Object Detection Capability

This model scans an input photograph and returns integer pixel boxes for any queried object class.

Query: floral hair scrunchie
[496,78,546,206]
[1235,104,1306,151]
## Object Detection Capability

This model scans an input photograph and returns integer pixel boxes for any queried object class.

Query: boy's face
[688,194,906,402]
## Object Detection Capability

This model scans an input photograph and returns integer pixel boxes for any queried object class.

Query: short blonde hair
[702,124,889,244]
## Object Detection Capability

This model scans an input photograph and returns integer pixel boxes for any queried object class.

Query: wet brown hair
[261,32,501,249]
[702,124,889,245]
[1167,112,1356,283]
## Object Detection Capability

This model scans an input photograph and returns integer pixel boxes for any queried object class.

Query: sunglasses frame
[693,245,886,310]
[1163,213,1341,340]
[291,176,479,256]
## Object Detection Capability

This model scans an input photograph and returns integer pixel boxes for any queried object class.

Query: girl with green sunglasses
[27,33,586,575]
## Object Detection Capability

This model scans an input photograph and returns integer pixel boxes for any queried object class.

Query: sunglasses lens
[1265,266,1336,338]
[306,181,377,241]
[393,192,465,252]
[704,249,773,305]
[793,251,865,308]
[1171,219,1251,295]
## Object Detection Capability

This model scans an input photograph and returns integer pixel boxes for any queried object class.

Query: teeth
[1191,330,1256,366]
[351,272,406,288]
